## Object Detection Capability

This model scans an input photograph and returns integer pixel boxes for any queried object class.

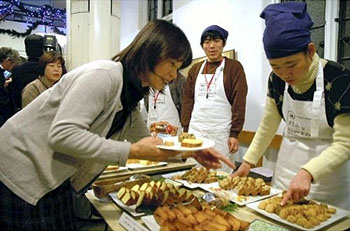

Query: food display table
[85,163,350,231]
[85,191,350,231]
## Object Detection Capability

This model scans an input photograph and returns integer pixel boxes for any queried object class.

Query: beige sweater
[244,54,350,182]
[22,76,54,108]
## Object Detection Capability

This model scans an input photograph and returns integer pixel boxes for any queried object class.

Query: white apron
[188,59,234,173]
[147,85,181,134]
[272,62,350,210]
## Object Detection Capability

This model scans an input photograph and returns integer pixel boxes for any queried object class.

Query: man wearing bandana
[233,2,350,210]
[182,25,248,173]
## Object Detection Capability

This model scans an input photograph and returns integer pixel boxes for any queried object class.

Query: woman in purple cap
[182,25,248,173]
[233,2,350,209]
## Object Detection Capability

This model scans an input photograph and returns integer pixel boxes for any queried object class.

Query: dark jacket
[0,67,16,126]
[10,59,40,109]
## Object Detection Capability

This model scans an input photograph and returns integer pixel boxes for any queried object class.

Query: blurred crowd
[0,34,66,127]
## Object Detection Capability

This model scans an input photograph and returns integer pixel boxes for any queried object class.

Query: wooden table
[86,163,350,231]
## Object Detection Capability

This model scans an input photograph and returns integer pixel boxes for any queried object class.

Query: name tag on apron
[198,83,216,108]
[286,110,311,137]
[149,109,157,119]
[156,94,166,105]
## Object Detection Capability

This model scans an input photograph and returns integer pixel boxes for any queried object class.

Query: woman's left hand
[281,169,313,206]
[192,147,236,170]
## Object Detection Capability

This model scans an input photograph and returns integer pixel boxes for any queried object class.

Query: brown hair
[112,20,192,84]
[37,51,66,76]
[0,47,21,64]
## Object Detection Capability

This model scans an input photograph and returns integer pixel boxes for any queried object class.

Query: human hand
[4,77,12,88]
[228,137,239,153]
[231,161,253,177]
[192,148,236,170]
[281,169,313,206]
[129,136,181,161]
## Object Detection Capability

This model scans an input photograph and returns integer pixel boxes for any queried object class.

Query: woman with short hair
[22,51,66,107]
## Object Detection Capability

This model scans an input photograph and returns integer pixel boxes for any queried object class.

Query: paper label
[119,212,150,231]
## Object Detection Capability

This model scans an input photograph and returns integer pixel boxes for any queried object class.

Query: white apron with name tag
[188,59,234,173]
[272,62,350,210]
[147,85,181,133]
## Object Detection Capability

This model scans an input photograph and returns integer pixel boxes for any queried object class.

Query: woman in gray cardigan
[0,20,235,230]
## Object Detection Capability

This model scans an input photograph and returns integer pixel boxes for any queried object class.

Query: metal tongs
[293,198,310,205]
[128,174,145,181]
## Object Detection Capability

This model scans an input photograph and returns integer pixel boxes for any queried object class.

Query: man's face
[2,57,18,71]
[202,36,225,62]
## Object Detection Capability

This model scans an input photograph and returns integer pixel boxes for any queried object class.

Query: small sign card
[119,212,150,231]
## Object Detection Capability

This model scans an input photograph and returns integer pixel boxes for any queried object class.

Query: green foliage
[222,202,237,212]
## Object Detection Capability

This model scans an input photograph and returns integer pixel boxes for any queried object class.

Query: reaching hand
[281,169,313,206]
[192,148,236,170]
[228,137,239,153]
[129,136,180,161]
[231,161,252,177]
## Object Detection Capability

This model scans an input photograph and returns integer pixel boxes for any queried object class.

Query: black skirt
[0,180,76,230]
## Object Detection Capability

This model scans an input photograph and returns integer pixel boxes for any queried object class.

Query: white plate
[126,162,167,170]
[162,171,219,189]
[200,183,281,206]
[102,166,128,174]
[109,192,145,217]
[156,136,215,152]
[141,215,159,231]
[247,199,350,231]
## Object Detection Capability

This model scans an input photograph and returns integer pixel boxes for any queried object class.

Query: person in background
[233,2,350,210]
[22,51,66,108]
[10,34,44,109]
[144,72,186,134]
[181,25,248,173]
[0,20,235,230]
[0,47,21,127]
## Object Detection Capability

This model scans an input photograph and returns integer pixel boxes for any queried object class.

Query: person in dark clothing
[10,34,44,109]
[0,47,21,127]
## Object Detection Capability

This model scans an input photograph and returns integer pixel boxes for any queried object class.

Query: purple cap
[201,25,229,40]
[260,2,313,59]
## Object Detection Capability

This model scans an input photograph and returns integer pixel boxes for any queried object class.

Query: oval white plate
[156,137,215,152]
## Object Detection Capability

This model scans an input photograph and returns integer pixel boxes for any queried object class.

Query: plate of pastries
[126,159,167,170]
[200,176,281,206]
[109,179,197,217]
[162,167,226,189]
[142,199,250,231]
[157,132,215,151]
[102,165,128,174]
[149,121,179,136]
[246,192,350,230]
